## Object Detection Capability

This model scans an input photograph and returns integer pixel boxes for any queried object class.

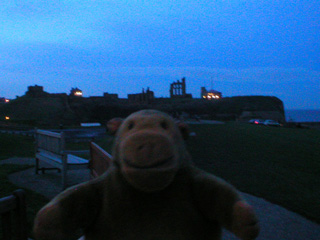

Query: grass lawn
[0,133,35,160]
[186,122,320,224]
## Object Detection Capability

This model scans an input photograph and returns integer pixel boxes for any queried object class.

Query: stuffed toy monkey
[34,110,259,240]
[106,117,123,135]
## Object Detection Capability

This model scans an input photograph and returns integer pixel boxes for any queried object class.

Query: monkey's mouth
[123,156,175,170]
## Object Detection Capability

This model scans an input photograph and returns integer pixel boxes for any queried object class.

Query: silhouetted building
[170,77,192,99]
[0,97,10,103]
[201,87,222,100]
[70,87,83,97]
[51,93,68,98]
[128,88,154,104]
[25,85,49,97]
[104,92,119,100]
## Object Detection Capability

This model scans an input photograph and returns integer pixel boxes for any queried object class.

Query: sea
[285,109,320,122]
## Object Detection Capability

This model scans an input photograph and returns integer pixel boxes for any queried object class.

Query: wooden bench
[35,129,89,189]
[89,142,113,179]
[0,189,28,240]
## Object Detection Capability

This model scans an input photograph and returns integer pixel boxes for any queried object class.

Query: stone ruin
[170,77,192,99]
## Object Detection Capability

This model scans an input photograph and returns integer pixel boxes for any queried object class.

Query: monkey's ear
[106,118,123,135]
[177,121,190,140]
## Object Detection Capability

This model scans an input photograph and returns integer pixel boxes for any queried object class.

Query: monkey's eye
[128,121,135,130]
[160,121,168,130]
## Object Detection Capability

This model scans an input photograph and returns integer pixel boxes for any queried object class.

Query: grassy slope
[187,123,320,223]
[0,133,35,160]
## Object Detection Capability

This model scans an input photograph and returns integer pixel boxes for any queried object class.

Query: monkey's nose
[137,145,144,151]
[136,142,156,159]
[122,132,174,168]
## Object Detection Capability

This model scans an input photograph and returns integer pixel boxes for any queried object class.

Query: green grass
[0,133,35,160]
[65,135,115,159]
[186,122,320,223]
[93,135,115,153]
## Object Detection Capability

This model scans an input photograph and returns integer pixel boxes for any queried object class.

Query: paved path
[2,157,320,239]
[1,157,90,199]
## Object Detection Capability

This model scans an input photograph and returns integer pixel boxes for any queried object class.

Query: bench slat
[67,154,89,165]
[36,129,62,138]
[0,190,28,240]
[35,129,89,189]
[89,142,112,178]
[0,196,16,213]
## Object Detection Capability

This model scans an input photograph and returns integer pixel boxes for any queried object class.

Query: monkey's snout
[136,141,157,159]
[121,132,175,168]
[137,144,146,151]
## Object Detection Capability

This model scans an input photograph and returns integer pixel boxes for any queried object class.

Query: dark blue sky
[1,0,319,109]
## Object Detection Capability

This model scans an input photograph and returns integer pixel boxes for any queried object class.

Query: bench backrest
[35,130,65,156]
[89,142,113,178]
[0,190,28,240]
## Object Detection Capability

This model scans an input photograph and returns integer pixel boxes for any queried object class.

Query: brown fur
[106,117,123,135]
[34,110,259,240]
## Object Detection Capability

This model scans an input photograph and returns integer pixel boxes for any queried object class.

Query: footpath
[2,157,320,240]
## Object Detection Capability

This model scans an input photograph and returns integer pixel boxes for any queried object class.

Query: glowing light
[5,116,10,120]
[5,99,10,103]
[205,93,221,100]
[74,91,83,96]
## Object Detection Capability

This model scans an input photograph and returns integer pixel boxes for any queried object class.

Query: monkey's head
[112,110,191,192]
[106,117,123,135]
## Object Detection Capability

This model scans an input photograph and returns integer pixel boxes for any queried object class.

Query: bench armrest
[64,150,90,155]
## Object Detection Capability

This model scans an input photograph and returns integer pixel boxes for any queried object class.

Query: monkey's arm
[192,168,259,240]
[33,180,102,240]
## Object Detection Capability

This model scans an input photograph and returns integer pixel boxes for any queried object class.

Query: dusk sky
[1,0,319,109]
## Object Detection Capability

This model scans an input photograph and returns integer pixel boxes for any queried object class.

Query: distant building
[201,87,222,100]
[0,97,10,103]
[103,92,119,100]
[128,87,154,104]
[170,77,192,99]
[25,85,49,97]
[51,93,68,98]
[70,87,83,97]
